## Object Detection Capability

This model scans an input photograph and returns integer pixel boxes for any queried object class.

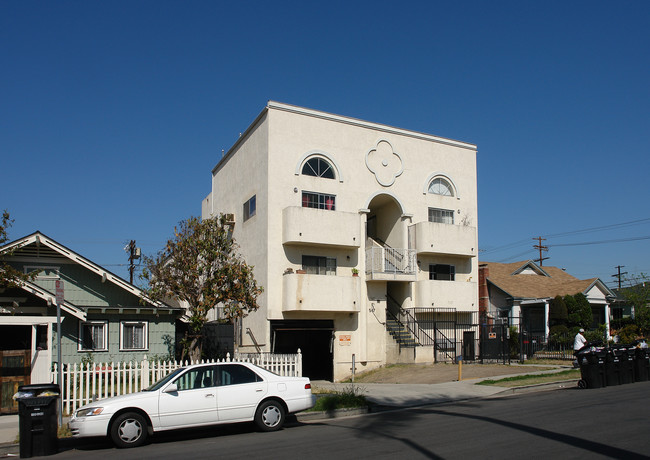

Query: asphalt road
[53,382,650,459]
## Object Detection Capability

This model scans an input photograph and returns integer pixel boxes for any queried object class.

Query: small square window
[79,321,108,351]
[120,321,148,351]
[243,195,256,221]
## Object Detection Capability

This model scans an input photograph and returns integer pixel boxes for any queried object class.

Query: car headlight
[75,407,104,417]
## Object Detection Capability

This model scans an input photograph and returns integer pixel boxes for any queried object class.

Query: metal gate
[479,318,509,363]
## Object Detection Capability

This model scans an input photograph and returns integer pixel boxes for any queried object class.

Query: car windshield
[143,367,185,391]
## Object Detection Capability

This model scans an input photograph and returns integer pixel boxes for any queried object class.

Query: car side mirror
[164,383,178,393]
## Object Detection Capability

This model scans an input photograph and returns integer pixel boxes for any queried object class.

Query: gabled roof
[1,231,178,314]
[481,260,614,300]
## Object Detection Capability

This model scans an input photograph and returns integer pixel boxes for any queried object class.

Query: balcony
[282,272,361,312]
[282,206,361,248]
[414,280,478,311]
[410,221,477,257]
[365,247,417,281]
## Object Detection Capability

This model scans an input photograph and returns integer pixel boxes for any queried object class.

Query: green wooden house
[0,231,181,412]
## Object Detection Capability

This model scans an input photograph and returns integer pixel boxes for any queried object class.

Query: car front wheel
[110,412,148,448]
[255,400,286,432]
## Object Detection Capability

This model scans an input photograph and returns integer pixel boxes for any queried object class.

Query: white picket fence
[52,350,302,415]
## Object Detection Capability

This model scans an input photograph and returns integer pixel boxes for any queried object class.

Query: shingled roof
[481,260,600,300]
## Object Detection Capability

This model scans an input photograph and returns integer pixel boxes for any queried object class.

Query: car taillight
[305,383,311,390]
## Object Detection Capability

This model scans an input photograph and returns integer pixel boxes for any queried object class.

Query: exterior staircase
[386,314,417,348]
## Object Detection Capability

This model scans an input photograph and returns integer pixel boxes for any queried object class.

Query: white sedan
[69,362,315,448]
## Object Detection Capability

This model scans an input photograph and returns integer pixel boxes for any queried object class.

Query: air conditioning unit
[224,213,235,224]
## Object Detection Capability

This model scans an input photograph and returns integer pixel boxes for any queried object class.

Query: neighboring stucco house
[0,232,180,412]
[479,260,615,336]
[202,101,479,381]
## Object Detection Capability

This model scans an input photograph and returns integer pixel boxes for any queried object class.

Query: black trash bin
[605,348,621,386]
[577,347,606,389]
[616,346,635,384]
[634,347,650,382]
[15,383,60,458]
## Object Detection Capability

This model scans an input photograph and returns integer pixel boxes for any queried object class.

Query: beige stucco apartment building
[202,102,479,381]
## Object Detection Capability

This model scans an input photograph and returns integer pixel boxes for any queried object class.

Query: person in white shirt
[574,328,587,352]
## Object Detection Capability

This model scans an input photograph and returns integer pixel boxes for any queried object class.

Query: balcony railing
[365,247,416,280]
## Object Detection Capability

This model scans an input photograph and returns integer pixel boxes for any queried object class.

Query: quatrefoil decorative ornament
[365,139,403,187]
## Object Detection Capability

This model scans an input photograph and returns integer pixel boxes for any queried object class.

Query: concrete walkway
[0,373,578,456]
[311,371,577,409]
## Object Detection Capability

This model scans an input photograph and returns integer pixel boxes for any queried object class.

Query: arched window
[428,177,454,197]
[302,157,335,179]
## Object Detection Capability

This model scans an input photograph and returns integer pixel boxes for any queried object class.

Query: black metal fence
[519,332,575,360]
[406,308,481,362]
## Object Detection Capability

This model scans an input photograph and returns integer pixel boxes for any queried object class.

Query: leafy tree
[549,295,568,327]
[141,214,263,362]
[620,274,650,335]
[573,293,593,329]
[0,210,37,288]
[566,293,591,329]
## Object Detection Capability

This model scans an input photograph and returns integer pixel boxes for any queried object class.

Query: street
[53,382,650,459]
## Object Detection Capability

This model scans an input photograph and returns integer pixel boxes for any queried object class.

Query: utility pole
[126,240,141,284]
[533,236,549,266]
[611,265,627,290]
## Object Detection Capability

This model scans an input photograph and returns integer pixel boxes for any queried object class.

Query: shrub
[508,326,519,359]
[584,324,607,345]
[549,325,570,346]
[311,384,368,411]
[549,296,568,326]
[613,324,640,344]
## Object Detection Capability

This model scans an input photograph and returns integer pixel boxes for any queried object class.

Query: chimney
[478,264,489,315]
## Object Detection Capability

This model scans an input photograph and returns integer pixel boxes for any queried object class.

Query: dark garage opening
[271,320,334,381]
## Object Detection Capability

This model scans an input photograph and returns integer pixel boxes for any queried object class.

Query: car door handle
[205,394,215,398]
[256,389,263,392]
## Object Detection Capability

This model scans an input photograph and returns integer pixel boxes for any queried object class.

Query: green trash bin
[15,383,60,458]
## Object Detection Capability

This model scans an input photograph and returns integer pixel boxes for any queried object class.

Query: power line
[481,217,650,255]
[542,218,650,239]
[548,236,650,247]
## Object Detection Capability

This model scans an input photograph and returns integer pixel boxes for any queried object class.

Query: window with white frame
[120,321,148,351]
[243,195,256,221]
[79,321,107,351]
[428,208,454,224]
[428,177,454,196]
[429,264,455,281]
[302,191,335,210]
[301,157,335,179]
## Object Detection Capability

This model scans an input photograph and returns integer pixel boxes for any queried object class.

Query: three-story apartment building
[202,102,478,381]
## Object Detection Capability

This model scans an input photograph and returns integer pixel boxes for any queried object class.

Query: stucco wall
[205,102,478,380]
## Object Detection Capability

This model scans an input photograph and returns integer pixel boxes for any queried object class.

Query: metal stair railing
[385,309,417,348]
[387,297,457,362]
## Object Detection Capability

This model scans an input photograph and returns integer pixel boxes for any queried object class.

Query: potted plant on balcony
[352,268,359,277]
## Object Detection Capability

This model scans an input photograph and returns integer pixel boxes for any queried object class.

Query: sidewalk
[0,371,577,456]
[310,369,577,410]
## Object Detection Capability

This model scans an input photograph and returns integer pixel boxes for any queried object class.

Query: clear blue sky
[2,1,649,288]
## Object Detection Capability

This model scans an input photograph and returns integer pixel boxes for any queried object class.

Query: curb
[0,441,18,457]
[494,379,579,396]
[296,406,369,422]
